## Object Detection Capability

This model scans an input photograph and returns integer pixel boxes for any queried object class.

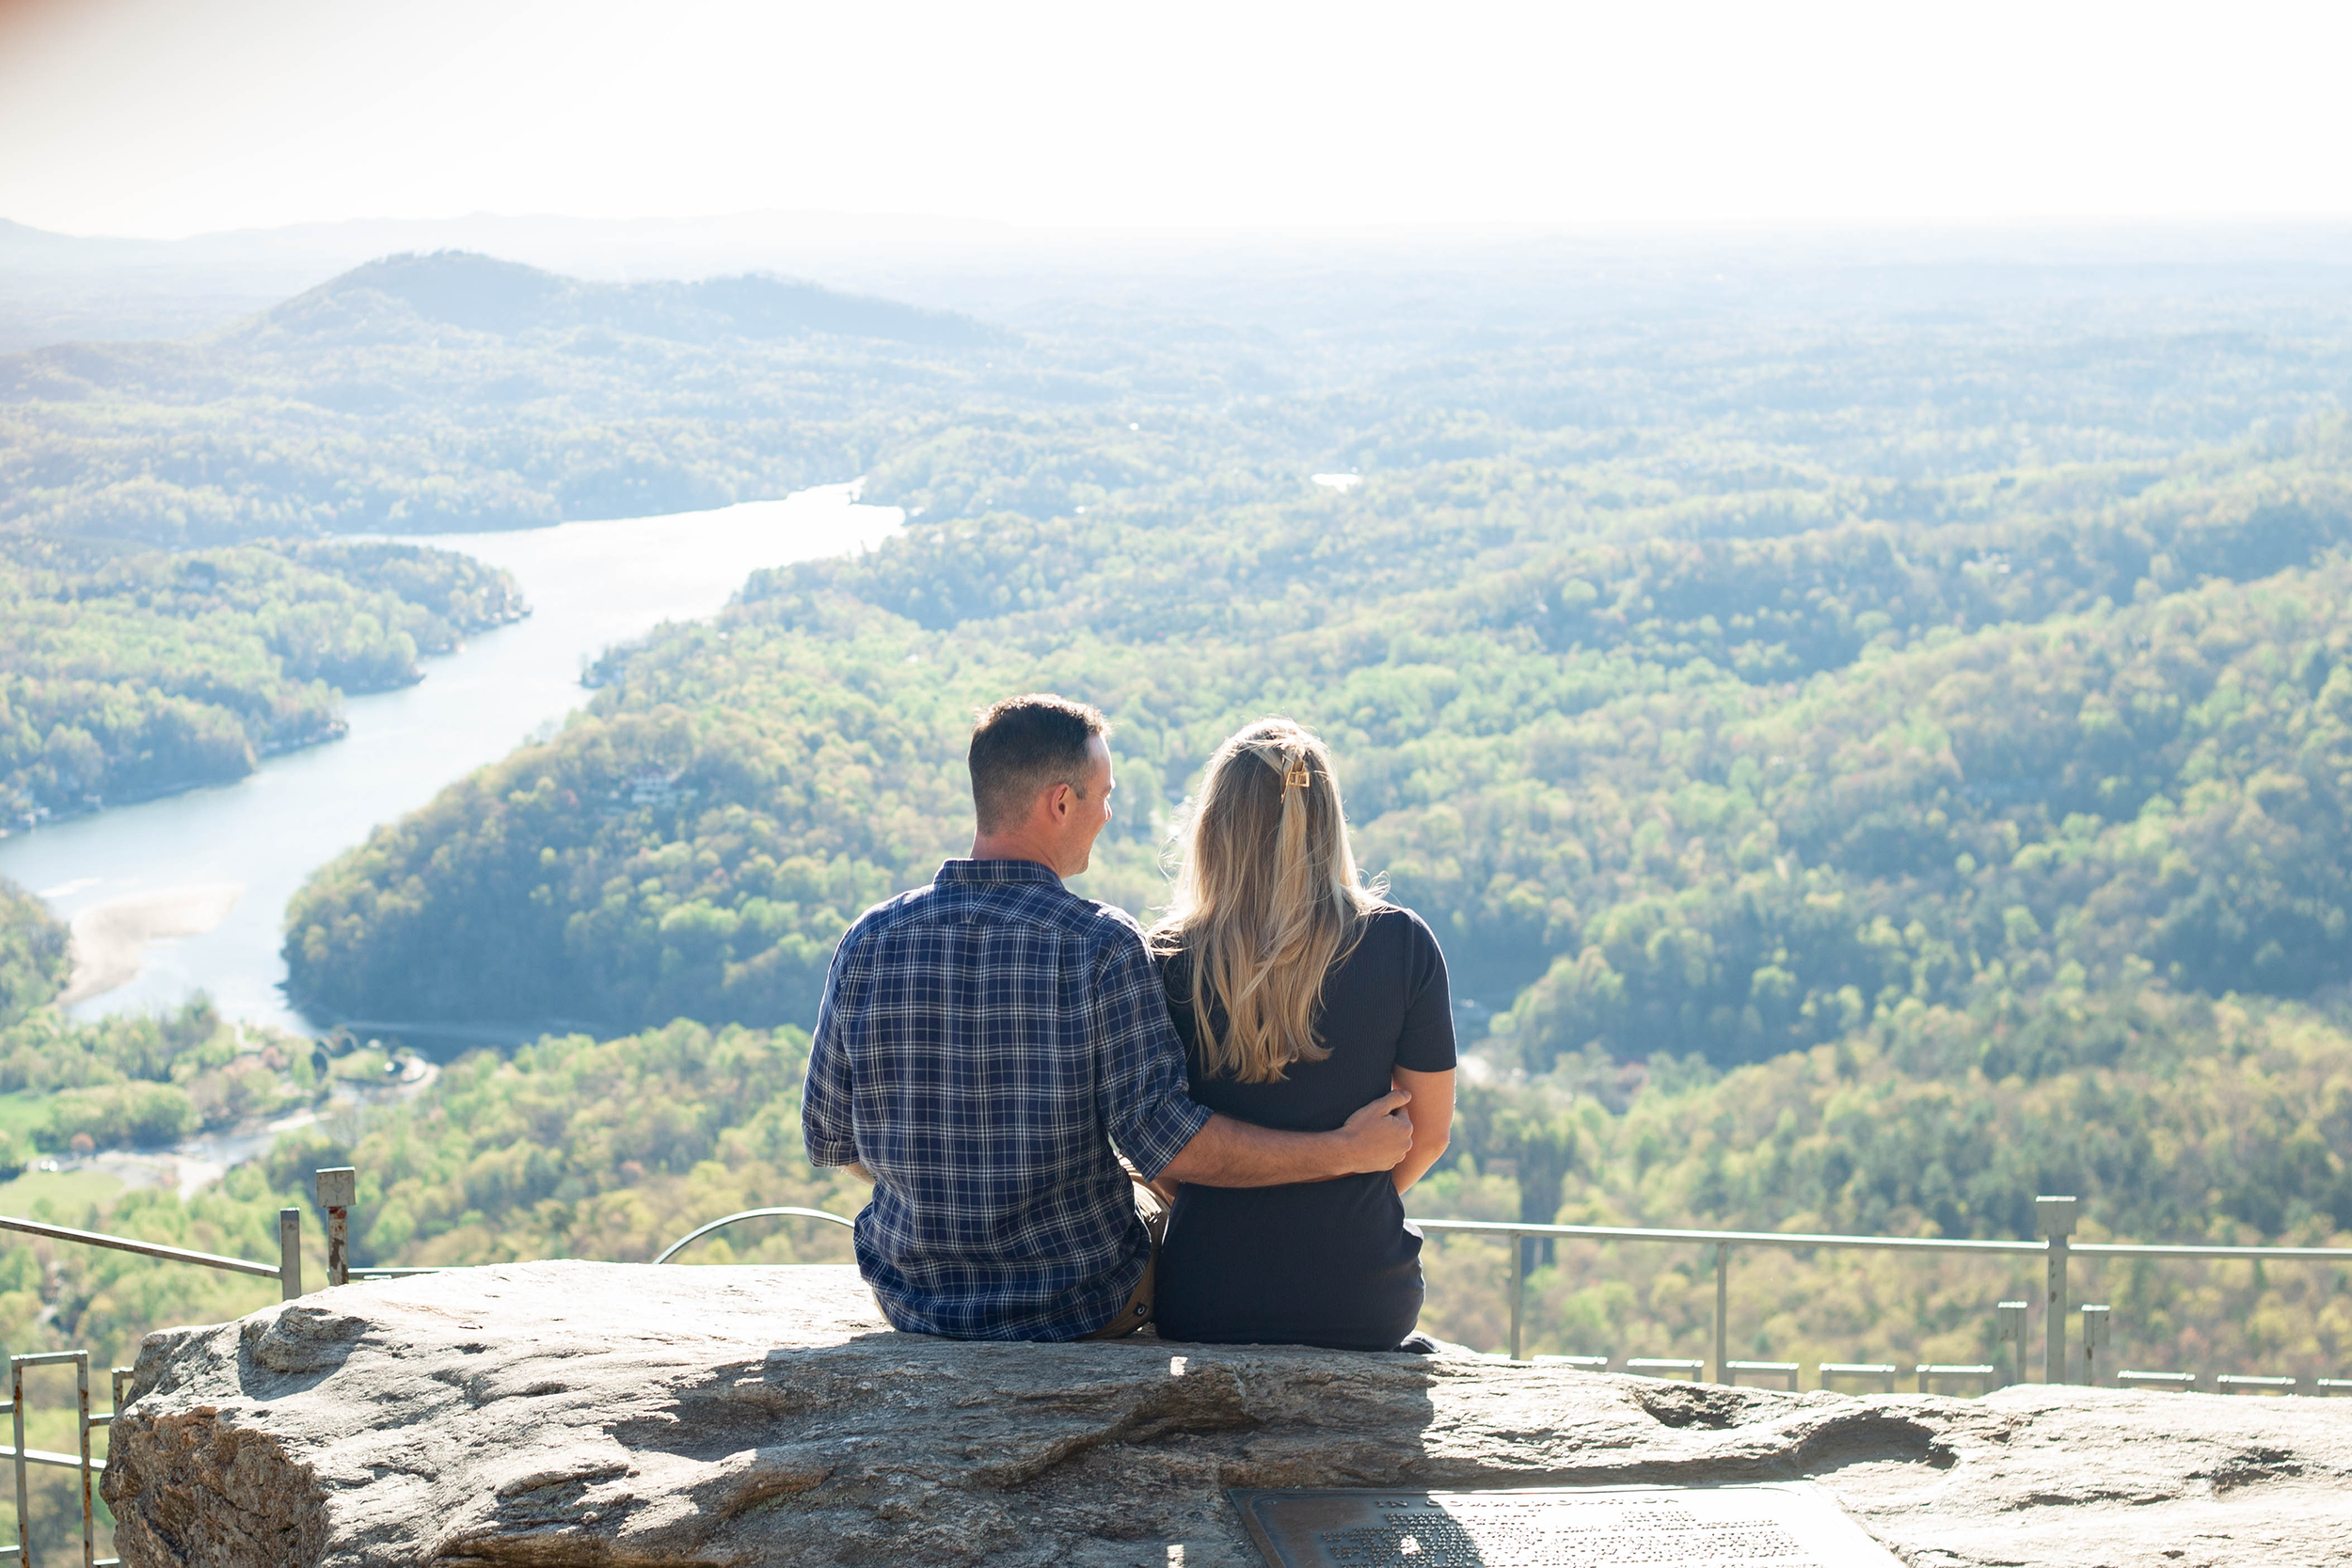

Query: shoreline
[0,575,536,845]
[2,483,900,1032]
[59,883,246,1006]
[0,718,348,842]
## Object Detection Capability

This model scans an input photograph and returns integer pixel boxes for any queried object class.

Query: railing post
[1712,1244,1729,1386]
[13,1357,28,1568]
[278,1208,304,1300]
[316,1168,355,1288]
[2038,1196,2077,1385]
[1508,1228,1526,1361]
[2080,1305,2110,1387]
[1995,1299,2027,1387]
[73,1354,90,1568]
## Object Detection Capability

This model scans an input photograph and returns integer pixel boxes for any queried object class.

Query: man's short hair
[969,694,1109,833]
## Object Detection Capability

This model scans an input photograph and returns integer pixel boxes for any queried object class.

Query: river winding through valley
[0,483,900,1039]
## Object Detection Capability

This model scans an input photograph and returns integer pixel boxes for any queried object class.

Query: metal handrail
[0,1215,279,1280]
[0,1213,297,1562]
[3,1350,106,1567]
[652,1207,857,1265]
[1410,1210,2352,1374]
[0,1446,88,1473]
[2072,1242,2352,1260]
[13,1173,2344,1380]
[1411,1217,2044,1256]
[640,1201,2352,1378]
[1413,1215,2352,1263]
[657,1209,2279,1265]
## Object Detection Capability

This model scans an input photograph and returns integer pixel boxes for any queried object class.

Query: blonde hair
[1150,719,1384,1084]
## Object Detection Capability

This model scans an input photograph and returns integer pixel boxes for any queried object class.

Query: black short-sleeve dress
[1152,906,1455,1351]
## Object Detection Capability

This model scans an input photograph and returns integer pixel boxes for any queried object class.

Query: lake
[0,483,901,1037]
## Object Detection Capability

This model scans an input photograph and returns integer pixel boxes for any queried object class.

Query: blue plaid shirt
[801,859,1214,1339]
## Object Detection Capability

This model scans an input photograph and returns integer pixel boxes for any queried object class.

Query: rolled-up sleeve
[801,933,860,1168]
[1092,932,1214,1180]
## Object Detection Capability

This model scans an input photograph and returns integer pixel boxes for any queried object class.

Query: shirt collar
[935,857,1065,887]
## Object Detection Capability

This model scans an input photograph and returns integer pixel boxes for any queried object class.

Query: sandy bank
[60,883,246,1006]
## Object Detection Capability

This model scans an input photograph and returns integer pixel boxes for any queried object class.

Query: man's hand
[1333,1087,1415,1174]
[1120,1154,1180,1206]
[1154,1088,1416,1189]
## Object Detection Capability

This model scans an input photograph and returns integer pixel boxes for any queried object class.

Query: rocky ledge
[103,1260,2351,1566]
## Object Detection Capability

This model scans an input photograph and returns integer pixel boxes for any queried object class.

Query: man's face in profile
[1058,735,1115,875]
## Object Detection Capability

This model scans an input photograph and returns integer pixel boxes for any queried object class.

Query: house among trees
[624,767,692,809]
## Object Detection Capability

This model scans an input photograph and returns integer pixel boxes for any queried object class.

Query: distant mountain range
[0,251,1017,541]
[11,211,2352,353]
[0,211,1032,350]
[242,251,996,350]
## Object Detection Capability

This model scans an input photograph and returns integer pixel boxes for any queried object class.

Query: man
[801,693,1415,1340]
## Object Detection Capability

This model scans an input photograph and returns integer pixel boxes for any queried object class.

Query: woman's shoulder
[1361,902,1439,943]
[1353,903,1445,965]
[1152,938,1195,998]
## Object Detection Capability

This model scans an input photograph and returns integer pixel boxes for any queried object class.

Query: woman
[1148,718,1455,1351]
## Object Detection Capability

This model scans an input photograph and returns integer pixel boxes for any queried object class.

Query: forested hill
[1,537,523,822]
[11,245,2352,550]
[249,252,996,349]
[0,252,1009,544]
[0,876,67,1026]
[283,405,2352,1052]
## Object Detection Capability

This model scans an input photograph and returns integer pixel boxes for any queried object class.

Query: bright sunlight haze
[0,0,2346,236]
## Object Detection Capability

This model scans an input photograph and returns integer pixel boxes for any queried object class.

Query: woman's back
[1154,906,1454,1350]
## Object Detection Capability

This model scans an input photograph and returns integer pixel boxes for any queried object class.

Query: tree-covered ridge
[11,249,2352,551]
[267,538,532,646]
[0,875,66,1026]
[285,619,985,1029]
[1453,553,2352,1069]
[250,251,998,350]
[804,417,2350,656]
[0,536,523,819]
[0,252,1042,545]
[286,418,2352,1041]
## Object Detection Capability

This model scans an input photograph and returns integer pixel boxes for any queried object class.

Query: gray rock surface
[103,1260,2352,1566]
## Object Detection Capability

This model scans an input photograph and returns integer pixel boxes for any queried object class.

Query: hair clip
[1283,757,1311,791]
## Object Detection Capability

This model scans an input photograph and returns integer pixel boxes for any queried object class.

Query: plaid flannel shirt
[801,859,1214,1339]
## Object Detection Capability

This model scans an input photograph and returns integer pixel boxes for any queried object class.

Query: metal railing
[1412,1193,2352,1385]
[0,1216,289,1294]
[651,1207,856,1264]
[4,1168,2350,1560]
[0,1354,128,1568]
[644,1189,2352,1390]
[0,1165,360,1564]
[0,1232,293,1565]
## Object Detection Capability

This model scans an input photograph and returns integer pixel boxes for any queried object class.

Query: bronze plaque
[1226,1483,1904,1567]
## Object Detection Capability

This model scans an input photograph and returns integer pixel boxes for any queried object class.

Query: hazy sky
[2,0,2346,239]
